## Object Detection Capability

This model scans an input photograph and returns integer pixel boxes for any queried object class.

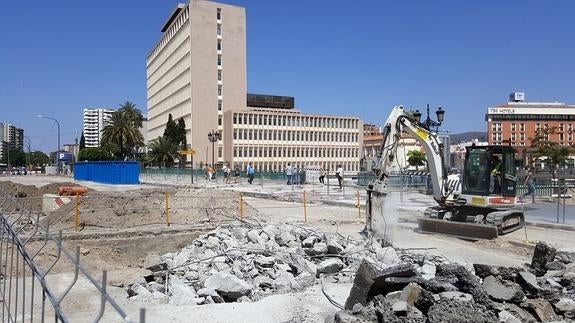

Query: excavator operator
[490,155,502,194]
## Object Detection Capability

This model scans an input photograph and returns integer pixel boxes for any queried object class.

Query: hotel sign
[489,108,516,114]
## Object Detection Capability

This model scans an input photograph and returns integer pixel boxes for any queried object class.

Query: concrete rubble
[126,225,575,322]
[331,241,575,323]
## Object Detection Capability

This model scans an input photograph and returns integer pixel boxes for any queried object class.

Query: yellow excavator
[366,105,524,240]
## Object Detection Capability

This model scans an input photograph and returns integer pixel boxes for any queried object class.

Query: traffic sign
[179,149,196,155]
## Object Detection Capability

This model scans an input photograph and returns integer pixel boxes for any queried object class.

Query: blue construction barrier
[74,161,140,184]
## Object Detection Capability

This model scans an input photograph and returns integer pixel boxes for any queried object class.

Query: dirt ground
[0,178,259,275]
[2,176,575,322]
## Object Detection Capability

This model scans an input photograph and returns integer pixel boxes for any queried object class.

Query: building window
[520,123,525,132]
[218,70,222,81]
[217,25,222,36]
[218,85,222,96]
[218,100,222,111]
[217,8,221,20]
[217,39,222,51]
[218,115,222,126]
[217,55,222,66]
[511,123,515,132]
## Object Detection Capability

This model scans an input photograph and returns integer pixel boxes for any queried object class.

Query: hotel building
[82,108,115,147]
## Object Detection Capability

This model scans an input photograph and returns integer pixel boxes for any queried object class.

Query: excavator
[366,105,525,240]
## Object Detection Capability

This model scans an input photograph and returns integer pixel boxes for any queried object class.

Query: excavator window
[462,146,516,197]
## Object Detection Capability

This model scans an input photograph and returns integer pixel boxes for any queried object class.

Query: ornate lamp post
[207,129,221,174]
[412,104,445,132]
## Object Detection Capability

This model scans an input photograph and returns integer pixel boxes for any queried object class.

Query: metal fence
[0,186,143,322]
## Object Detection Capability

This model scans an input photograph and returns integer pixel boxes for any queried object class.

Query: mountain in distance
[449,132,486,144]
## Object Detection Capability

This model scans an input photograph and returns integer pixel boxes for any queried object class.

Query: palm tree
[118,101,144,128]
[148,136,179,168]
[101,110,144,160]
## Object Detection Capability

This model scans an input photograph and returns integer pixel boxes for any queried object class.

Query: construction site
[0,173,574,322]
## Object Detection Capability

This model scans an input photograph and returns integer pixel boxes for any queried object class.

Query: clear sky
[1,0,574,152]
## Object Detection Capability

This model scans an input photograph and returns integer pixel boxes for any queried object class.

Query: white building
[83,108,114,147]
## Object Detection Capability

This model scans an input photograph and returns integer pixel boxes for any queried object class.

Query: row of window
[492,122,575,132]
[233,162,358,173]
[233,113,358,129]
[490,114,575,121]
[233,129,359,142]
[233,146,359,159]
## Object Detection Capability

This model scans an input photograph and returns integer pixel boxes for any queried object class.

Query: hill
[450,132,486,144]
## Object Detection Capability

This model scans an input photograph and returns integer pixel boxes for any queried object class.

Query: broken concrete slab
[317,258,344,275]
[482,275,525,303]
[525,298,558,322]
[439,291,473,303]
[531,241,556,277]
[204,272,252,301]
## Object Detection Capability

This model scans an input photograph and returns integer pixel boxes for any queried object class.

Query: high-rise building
[147,1,247,164]
[83,108,115,147]
[0,123,24,163]
[147,1,362,172]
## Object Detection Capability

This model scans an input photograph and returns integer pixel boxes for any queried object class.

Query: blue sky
[1,0,574,152]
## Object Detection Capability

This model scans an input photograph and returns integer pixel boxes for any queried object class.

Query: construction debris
[125,223,575,321]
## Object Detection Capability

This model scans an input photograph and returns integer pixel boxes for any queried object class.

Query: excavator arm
[370,105,449,204]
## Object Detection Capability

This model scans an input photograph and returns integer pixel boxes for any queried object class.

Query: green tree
[407,150,427,171]
[79,131,86,150]
[148,136,179,168]
[163,114,178,143]
[530,126,572,171]
[29,151,50,167]
[101,109,144,160]
[118,101,144,128]
[78,147,113,161]
[2,148,26,166]
[177,117,187,148]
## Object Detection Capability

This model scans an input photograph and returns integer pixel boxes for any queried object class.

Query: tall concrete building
[83,108,114,147]
[147,1,362,172]
[147,1,246,164]
[0,123,24,162]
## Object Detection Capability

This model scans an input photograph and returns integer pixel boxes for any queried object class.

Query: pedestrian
[336,165,343,189]
[203,165,209,180]
[223,164,231,184]
[319,168,325,184]
[234,165,241,183]
[207,164,213,182]
[246,163,255,184]
[286,163,293,185]
[520,168,536,203]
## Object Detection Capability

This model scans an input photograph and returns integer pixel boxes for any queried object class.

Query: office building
[147,1,363,173]
[147,1,246,164]
[225,94,362,172]
[83,108,114,147]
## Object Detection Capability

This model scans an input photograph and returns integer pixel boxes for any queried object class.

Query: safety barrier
[0,186,143,322]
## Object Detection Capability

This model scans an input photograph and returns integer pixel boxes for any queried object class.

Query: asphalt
[140,174,575,231]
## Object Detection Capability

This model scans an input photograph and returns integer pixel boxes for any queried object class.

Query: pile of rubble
[333,241,575,322]
[126,223,575,322]
[126,223,430,305]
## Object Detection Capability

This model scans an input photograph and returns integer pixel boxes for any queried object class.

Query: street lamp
[412,104,445,132]
[37,115,61,172]
[24,136,32,169]
[207,129,221,176]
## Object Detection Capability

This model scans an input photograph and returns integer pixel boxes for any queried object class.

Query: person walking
[336,165,343,189]
[223,164,231,184]
[207,164,213,182]
[246,163,255,184]
[319,168,326,184]
[521,168,536,203]
[286,163,293,185]
[234,166,241,183]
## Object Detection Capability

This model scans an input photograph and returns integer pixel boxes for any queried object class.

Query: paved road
[518,201,574,225]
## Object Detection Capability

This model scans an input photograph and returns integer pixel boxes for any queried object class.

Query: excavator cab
[461,145,517,197]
